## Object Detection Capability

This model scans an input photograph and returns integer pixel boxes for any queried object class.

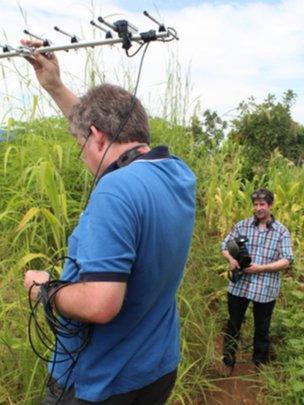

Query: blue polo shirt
[50,146,196,402]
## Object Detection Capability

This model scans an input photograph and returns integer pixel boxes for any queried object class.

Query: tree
[190,109,227,153]
[229,90,304,177]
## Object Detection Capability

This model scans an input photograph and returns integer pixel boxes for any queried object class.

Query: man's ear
[90,125,107,151]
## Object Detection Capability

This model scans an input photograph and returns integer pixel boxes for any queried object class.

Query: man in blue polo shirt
[23,43,196,404]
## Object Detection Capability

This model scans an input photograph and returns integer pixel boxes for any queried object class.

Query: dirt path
[202,338,262,405]
[204,362,259,405]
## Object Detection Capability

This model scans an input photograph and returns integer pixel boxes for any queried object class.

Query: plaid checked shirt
[221,216,293,303]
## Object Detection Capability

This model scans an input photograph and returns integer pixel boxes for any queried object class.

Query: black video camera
[226,235,251,283]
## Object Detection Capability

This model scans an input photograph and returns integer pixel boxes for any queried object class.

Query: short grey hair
[68,84,150,144]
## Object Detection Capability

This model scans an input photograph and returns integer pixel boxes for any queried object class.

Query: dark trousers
[223,293,276,366]
[41,369,177,405]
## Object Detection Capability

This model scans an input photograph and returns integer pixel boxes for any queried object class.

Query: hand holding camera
[227,235,251,282]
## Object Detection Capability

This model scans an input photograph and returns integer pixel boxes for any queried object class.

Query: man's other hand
[243,263,262,274]
[24,270,50,301]
[229,258,240,271]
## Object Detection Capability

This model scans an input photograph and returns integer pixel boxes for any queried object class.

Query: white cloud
[0,0,303,124]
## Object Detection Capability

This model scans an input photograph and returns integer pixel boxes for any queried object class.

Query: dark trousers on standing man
[223,293,276,367]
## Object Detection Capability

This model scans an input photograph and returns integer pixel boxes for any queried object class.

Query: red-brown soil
[202,337,262,405]
[204,362,260,405]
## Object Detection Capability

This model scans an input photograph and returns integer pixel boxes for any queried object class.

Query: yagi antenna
[0,43,32,57]
[0,43,13,53]
[23,29,52,46]
[97,16,138,50]
[54,26,80,43]
[143,11,166,32]
[90,20,113,39]
[0,12,178,59]
[97,16,117,33]
[143,11,179,40]
[98,16,138,36]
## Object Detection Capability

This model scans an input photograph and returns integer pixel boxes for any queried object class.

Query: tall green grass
[1,115,304,404]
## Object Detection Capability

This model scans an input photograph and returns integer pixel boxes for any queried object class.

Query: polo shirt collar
[102,145,170,177]
[137,145,170,160]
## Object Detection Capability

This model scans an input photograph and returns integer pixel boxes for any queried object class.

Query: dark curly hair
[251,188,274,205]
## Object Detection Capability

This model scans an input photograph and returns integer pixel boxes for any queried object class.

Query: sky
[0,0,303,125]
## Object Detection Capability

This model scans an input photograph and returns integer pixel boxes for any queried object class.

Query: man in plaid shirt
[221,188,293,373]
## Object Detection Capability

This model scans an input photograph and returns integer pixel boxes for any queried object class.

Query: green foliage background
[1,107,304,404]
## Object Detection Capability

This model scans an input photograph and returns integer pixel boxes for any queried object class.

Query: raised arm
[21,39,79,117]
